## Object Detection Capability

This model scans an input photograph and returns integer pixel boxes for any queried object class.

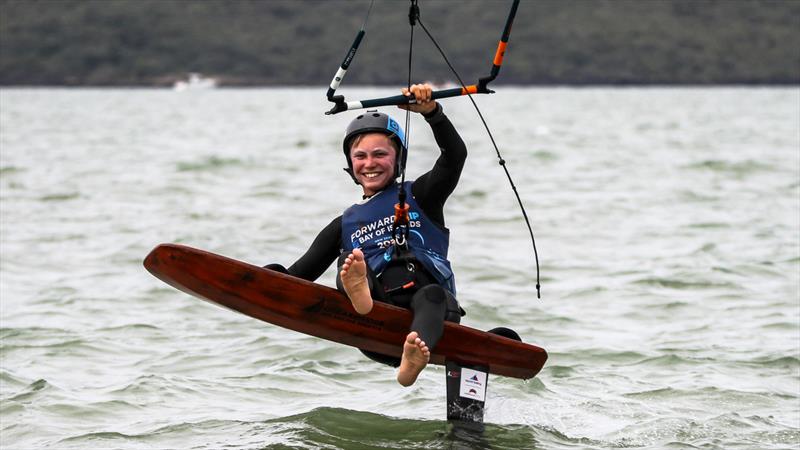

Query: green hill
[1,0,798,86]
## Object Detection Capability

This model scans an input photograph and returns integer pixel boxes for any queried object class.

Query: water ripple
[2,87,798,450]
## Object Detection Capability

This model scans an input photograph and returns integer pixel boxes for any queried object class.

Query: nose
[364,154,378,167]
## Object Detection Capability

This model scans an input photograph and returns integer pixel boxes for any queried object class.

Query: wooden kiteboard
[143,243,547,379]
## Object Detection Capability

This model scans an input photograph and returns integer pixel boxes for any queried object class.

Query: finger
[418,85,431,102]
[418,85,430,101]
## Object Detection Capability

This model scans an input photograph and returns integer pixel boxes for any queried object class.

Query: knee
[410,285,447,316]
[410,285,463,324]
[417,285,446,305]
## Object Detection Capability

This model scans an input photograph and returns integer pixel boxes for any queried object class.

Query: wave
[604,412,800,449]
[0,369,32,391]
[176,155,246,172]
[4,378,52,403]
[48,402,799,449]
[51,407,565,449]
[0,327,96,352]
[630,354,705,368]
[38,192,81,202]
[686,221,731,229]
[57,430,146,448]
[684,159,776,176]
[0,166,25,175]
[531,150,559,161]
[623,385,796,404]
[95,323,161,333]
[741,355,800,369]
[46,400,146,418]
[543,365,577,379]
[552,349,650,365]
[760,321,800,331]
[632,277,738,290]
[2,336,104,354]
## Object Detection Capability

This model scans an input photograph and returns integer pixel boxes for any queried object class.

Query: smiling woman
[340,100,411,191]
[349,134,398,196]
[260,82,478,389]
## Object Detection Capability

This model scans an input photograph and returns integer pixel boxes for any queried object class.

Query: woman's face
[349,133,397,196]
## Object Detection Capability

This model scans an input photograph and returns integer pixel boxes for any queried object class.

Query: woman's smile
[350,133,398,196]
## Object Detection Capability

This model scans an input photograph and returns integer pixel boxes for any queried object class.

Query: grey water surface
[1,87,798,449]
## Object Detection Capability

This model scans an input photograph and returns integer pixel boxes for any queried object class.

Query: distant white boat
[173,73,217,91]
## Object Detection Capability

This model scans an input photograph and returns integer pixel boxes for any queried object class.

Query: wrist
[422,102,441,119]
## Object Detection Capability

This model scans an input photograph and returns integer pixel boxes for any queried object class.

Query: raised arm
[411,103,467,228]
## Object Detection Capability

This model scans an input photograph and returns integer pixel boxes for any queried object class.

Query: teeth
[364,173,380,178]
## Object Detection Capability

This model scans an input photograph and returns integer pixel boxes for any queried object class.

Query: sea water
[1,87,798,449]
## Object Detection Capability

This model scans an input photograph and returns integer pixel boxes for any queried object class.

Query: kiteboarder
[266,83,466,386]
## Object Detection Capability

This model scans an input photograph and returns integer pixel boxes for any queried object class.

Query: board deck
[143,243,547,379]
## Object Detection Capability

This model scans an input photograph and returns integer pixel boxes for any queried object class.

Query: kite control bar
[326,85,485,116]
[325,0,520,115]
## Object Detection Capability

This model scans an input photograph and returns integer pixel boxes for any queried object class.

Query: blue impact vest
[342,182,456,295]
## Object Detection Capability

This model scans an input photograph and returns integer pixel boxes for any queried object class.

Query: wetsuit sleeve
[412,103,468,227]
[285,216,342,281]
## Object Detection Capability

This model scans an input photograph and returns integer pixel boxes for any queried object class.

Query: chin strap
[343,167,359,185]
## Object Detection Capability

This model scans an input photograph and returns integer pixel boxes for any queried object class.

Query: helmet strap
[343,167,360,185]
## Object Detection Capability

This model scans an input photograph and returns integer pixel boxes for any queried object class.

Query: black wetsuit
[269,104,466,366]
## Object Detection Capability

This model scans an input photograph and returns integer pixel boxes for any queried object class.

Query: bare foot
[339,248,373,315]
[397,331,430,386]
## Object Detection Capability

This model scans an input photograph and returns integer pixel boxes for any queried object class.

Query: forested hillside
[1,0,798,85]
